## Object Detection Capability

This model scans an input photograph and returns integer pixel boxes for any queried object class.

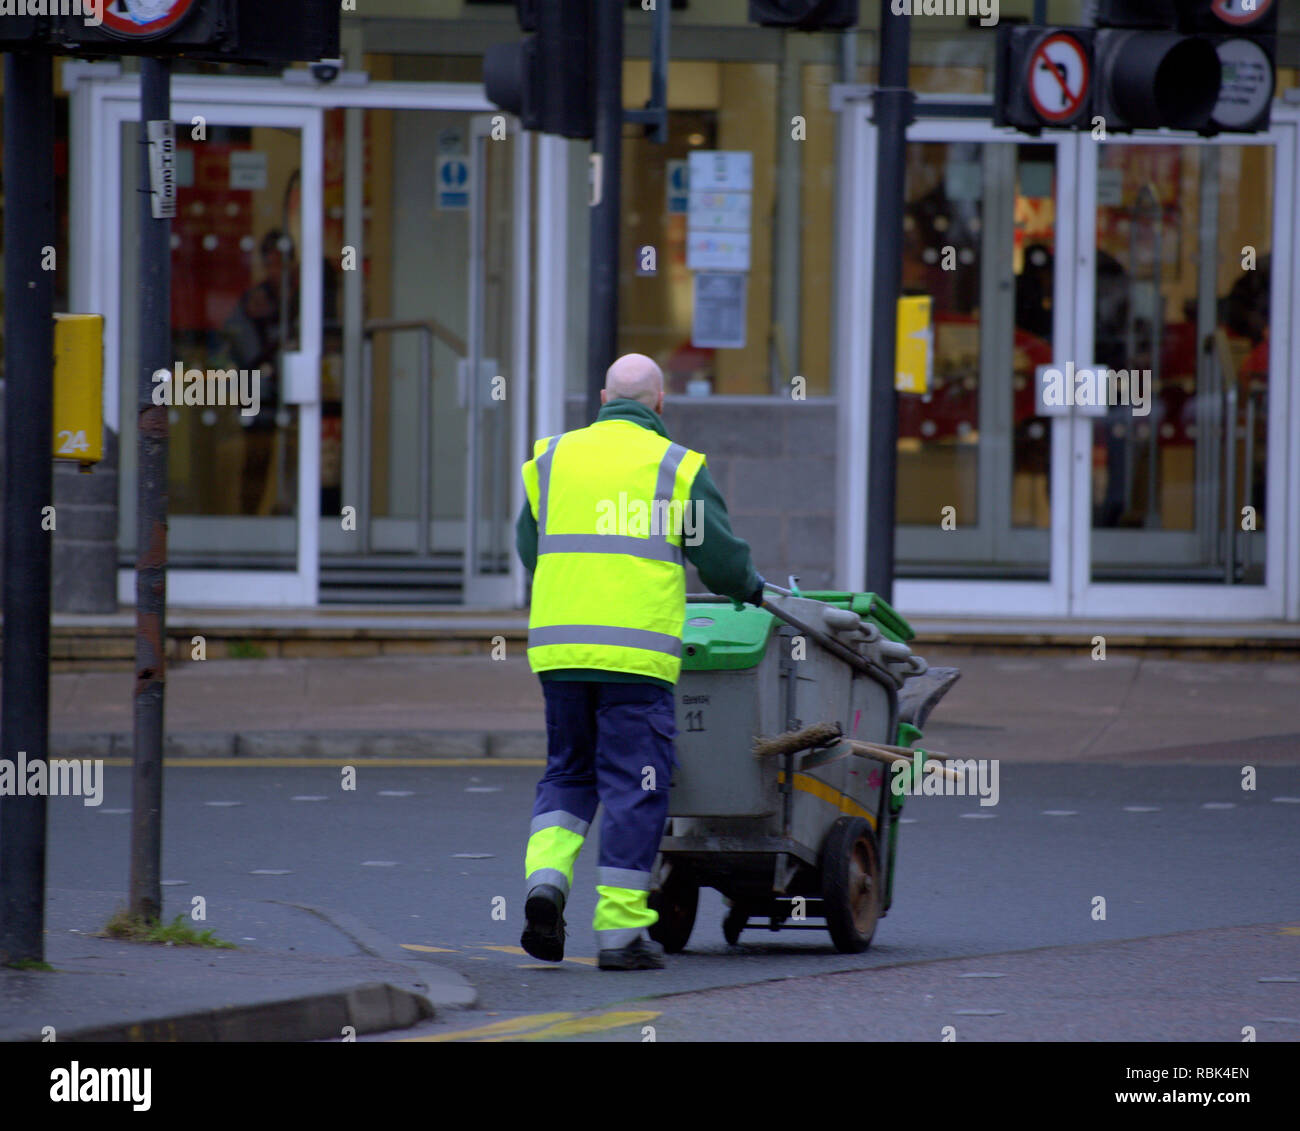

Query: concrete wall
[565,397,838,591]
[0,384,118,614]
[52,429,120,614]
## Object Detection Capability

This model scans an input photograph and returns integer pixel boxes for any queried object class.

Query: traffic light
[748,0,859,29]
[0,1,339,64]
[1178,0,1277,132]
[484,0,595,139]
[1092,2,1223,132]
[54,0,236,56]
[995,1,1275,135]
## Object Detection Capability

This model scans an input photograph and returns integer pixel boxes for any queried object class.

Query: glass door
[101,92,323,606]
[463,114,529,606]
[895,124,1068,581]
[1072,125,1294,618]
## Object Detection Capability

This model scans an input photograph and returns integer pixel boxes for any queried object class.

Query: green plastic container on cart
[682,591,914,673]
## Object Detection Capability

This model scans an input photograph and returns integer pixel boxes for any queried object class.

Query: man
[516,353,764,970]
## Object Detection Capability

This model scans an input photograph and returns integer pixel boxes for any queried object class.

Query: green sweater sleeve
[685,465,762,603]
[516,499,538,573]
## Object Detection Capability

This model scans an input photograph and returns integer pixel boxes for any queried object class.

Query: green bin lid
[680,591,914,672]
[681,603,775,671]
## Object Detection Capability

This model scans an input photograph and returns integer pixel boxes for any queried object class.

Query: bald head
[602,353,664,413]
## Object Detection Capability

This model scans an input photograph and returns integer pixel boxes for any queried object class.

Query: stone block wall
[564,396,839,591]
[0,380,120,614]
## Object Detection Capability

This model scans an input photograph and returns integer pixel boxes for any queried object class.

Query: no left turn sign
[1211,0,1273,28]
[101,0,199,39]
[1027,32,1090,126]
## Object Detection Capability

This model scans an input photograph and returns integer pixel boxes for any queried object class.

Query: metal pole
[648,0,670,144]
[866,2,913,603]
[0,52,56,965]
[130,57,173,924]
[587,0,624,422]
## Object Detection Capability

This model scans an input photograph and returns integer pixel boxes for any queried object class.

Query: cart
[648,585,960,954]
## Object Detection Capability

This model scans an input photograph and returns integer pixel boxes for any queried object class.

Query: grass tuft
[103,910,235,949]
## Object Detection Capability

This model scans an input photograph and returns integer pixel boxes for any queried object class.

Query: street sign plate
[1213,38,1274,129]
[101,0,199,39]
[1210,0,1273,28]
[1027,32,1091,125]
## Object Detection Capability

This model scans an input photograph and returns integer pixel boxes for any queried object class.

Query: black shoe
[597,935,665,971]
[521,884,566,962]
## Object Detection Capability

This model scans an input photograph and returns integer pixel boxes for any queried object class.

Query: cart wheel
[722,904,748,946]
[820,816,882,954]
[647,866,698,953]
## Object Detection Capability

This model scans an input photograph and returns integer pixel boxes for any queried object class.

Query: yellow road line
[98,757,544,769]
[402,1012,577,1042]
[406,1009,661,1043]
[483,1010,661,1042]
[400,943,458,954]
[470,943,595,967]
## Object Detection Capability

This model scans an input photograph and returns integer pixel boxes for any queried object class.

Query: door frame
[836,100,1075,617]
[69,65,538,607]
[77,78,324,606]
[1068,117,1297,620]
[836,91,1299,621]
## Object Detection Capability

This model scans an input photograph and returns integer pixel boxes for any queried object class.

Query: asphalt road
[44,758,1299,1039]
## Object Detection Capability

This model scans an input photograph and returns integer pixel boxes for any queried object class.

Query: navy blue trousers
[526,681,677,925]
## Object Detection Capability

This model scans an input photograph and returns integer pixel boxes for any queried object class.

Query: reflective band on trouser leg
[594,876,656,951]
[524,823,587,900]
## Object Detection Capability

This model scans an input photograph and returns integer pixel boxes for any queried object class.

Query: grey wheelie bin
[648,588,960,954]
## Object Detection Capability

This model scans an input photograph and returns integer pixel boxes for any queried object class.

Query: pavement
[0,889,473,1042]
[42,647,1300,763]
[4,645,1298,1041]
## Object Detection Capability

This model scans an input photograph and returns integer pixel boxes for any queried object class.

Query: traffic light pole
[586,0,624,422]
[130,57,173,925]
[0,52,56,966]
[866,2,913,605]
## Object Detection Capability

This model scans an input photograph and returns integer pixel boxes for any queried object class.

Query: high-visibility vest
[522,418,706,684]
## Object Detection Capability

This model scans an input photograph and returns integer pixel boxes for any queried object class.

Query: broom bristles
[752,722,842,758]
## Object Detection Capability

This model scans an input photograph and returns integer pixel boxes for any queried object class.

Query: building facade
[4,0,1298,623]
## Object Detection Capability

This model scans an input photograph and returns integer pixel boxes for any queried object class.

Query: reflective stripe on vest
[535,436,687,565]
[522,420,704,684]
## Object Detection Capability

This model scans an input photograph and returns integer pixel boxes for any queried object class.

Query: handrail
[364,317,466,359]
